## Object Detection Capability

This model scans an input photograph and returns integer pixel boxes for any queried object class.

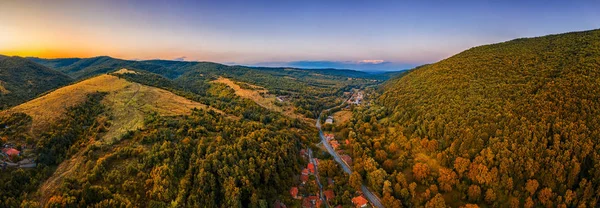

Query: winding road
[315,92,384,208]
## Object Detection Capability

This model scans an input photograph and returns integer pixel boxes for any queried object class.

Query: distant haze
[0,0,598,71]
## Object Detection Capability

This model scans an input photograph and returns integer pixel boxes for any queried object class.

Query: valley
[1,28,600,208]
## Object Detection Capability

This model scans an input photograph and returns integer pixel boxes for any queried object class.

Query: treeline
[337,29,600,207]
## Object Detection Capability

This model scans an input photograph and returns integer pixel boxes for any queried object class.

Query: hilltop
[0,56,73,109]
[336,29,600,207]
[2,69,219,141]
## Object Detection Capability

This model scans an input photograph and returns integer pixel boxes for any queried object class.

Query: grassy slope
[2,69,219,139]
[212,77,312,123]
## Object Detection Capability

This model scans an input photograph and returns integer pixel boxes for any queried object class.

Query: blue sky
[0,0,598,71]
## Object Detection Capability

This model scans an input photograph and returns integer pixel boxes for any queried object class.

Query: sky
[0,0,598,71]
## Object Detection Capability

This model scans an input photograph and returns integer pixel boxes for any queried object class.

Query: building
[325,116,334,124]
[324,190,335,202]
[1,148,20,160]
[345,139,351,145]
[302,196,322,208]
[324,134,334,141]
[330,140,340,150]
[352,196,368,208]
[301,174,309,184]
[290,187,301,199]
[341,155,353,166]
[307,163,315,174]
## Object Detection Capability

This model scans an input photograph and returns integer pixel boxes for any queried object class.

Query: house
[345,139,351,145]
[302,168,309,175]
[301,174,309,184]
[307,163,315,174]
[324,134,334,141]
[341,155,353,165]
[325,116,334,124]
[302,196,322,208]
[1,148,20,160]
[290,187,301,199]
[324,190,335,202]
[352,195,368,208]
[330,140,340,150]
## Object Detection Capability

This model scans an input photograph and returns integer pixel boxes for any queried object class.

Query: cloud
[173,56,187,61]
[358,59,387,64]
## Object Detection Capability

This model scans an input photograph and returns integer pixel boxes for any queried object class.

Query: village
[278,90,373,208]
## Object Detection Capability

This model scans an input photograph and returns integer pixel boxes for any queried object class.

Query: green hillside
[0,57,73,109]
[30,56,385,118]
[341,29,600,207]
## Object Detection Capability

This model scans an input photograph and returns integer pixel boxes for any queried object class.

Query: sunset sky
[1,0,598,71]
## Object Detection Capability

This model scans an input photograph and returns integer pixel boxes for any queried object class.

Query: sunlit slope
[3,69,217,139]
[378,29,600,206]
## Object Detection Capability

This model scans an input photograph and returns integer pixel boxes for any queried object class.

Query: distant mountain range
[0,55,404,110]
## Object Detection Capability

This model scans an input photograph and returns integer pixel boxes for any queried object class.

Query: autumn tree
[467,185,481,202]
[525,179,539,196]
[413,163,431,183]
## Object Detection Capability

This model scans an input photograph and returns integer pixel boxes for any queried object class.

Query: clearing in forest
[332,110,352,125]
[212,77,313,123]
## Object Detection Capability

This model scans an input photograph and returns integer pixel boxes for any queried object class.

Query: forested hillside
[339,29,600,207]
[0,67,314,207]
[0,57,73,109]
[31,56,382,118]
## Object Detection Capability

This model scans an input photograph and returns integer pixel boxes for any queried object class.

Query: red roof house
[302,168,309,175]
[307,163,315,174]
[324,134,334,141]
[2,148,20,159]
[301,174,309,184]
[324,190,335,202]
[330,140,340,149]
[345,139,351,145]
[352,195,368,208]
[302,196,322,208]
[290,187,301,199]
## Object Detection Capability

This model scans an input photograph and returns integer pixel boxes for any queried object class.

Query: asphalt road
[316,93,384,208]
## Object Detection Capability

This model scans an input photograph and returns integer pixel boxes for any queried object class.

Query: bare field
[332,110,352,125]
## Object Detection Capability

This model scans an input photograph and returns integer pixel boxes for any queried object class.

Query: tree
[524,197,534,208]
[538,188,553,207]
[437,168,458,192]
[525,179,539,196]
[467,185,481,202]
[413,163,430,183]
[454,157,470,177]
[349,172,363,191]
[425,194,447,208]
[484,189,496,204]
